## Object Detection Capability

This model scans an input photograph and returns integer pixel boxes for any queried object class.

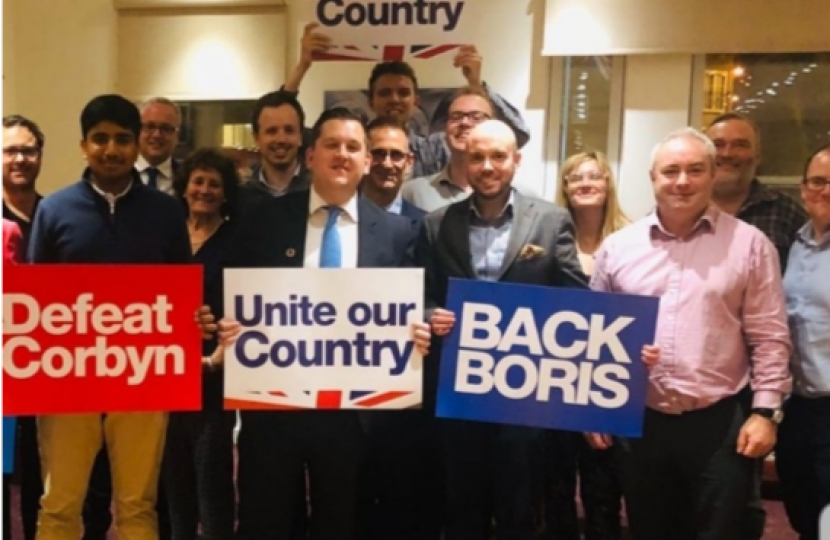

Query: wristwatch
[750,407,784,425]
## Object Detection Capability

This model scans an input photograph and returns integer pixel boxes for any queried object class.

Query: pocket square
[518,244,546,260]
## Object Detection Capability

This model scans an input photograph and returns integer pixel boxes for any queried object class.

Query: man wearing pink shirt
[586,127,792,540]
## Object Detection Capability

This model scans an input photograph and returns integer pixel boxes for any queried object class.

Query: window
[701,52,830,180]
[559,56,616,158]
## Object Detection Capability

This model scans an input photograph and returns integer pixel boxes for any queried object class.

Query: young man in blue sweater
[27,94,191,540]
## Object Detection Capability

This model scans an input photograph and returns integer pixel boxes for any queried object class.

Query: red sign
[3,265,204,415]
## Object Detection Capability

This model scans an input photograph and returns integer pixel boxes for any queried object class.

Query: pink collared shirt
[591,206,792,413]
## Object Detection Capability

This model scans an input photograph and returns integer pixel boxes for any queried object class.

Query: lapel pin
[286,248,296,258]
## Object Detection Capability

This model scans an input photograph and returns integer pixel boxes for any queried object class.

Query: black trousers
[543,430,622,540]
[162,409,236,540]
[356,410,445,540]
[614,391,755,540]
[235,410,365,540]
[443,419,540,540]
[776,395,830,540]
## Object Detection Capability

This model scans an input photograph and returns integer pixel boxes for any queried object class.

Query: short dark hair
[3,115,45,150]
[80,95,141,140]
[449,85,495,116]
[368,61,419,97]
[366,116,407,138]
[707,111,760,139]
[803,142,830,179]
[173,147,241,220]
[309,108,366,146]
[251,91,306,135]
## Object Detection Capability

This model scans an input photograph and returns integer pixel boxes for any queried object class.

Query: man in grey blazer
[415,120,587,539]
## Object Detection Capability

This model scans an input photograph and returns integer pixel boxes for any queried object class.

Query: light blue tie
[319,206,342,268]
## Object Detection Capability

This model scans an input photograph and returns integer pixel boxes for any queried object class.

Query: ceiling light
[580,72,589,80]
[766,89,777,95]
[772,82,779,87]
[803,67,812,73]
[733,66,745,77]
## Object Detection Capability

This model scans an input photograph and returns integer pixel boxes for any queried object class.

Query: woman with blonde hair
[544,150,628,540]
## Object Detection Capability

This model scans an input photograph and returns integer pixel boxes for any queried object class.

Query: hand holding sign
[430,308,456,336]
[454,45,483,87]
[195,305,217,339]
[301,22,333,65]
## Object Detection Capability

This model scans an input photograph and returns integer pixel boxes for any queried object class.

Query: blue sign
[436,279,659,436]
[3,417,17,474]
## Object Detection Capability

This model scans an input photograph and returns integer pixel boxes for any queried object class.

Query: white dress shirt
[303,187,359,269]
[135,155,175,195]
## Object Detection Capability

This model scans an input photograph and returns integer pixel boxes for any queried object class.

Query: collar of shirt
[469,190,515,222]
[88,178,134,202]
[135,155,173,180]
[258,163,302,195]
[795,221,830,249]
[308,186,359,223]
[428,165,468,193]
[646,204,719,239]
[386,193,404,214]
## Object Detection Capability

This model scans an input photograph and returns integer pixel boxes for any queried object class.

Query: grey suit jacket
[415,191,589,318]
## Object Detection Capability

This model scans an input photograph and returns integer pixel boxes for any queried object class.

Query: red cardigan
[3,218,24,264]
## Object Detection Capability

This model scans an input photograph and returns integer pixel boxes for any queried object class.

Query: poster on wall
[324,87,454,139]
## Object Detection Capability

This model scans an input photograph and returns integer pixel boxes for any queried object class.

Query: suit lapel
[440,199,477,278]
[357,197,379,267]
[274,192,309,267]
[497,193,536,279]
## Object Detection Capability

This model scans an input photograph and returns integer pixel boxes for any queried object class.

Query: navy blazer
[226,190,415,269]
[400,198,427,227]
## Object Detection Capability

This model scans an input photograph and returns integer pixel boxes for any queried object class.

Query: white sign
[223,268,424,410]
[299,0,474,46]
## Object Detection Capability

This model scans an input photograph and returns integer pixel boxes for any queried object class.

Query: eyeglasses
[565,173,606,184]
[141,123,179,136]
[447,111,491,124]
[2,146,40,159]
[370,148,408,164]
[804,176,830,191]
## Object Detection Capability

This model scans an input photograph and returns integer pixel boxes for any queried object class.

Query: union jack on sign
[313,44,461,62]
[225,389,418,410]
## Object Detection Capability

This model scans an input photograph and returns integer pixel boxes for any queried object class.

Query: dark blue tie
[319,206,342,268]
[146,167,160,189]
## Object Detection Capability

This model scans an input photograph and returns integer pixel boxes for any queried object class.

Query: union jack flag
[313,44,461,62]
[225,389,417,410]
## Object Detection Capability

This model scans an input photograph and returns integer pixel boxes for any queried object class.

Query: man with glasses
[3,114,45,540]
[403,86,495,212]
[776,144,830,540]
[136,97,182,195]
[362,117,425,224]
[282,23,529,178]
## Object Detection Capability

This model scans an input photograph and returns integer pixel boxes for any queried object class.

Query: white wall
[3,0,118,195]
[285,0,553,198]
[0,0,17,116]
[616,54,695,220]
[117,6,287,101]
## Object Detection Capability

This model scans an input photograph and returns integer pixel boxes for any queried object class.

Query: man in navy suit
[211,108,431,540]
[357,117,445,539]
[361,116,426,226]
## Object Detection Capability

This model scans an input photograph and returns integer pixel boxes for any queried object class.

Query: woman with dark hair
[163,147,240,540]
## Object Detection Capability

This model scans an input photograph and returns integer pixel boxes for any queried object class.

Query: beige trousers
[35,412,167,540]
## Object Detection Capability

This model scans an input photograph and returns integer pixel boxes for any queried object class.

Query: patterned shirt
[736,179,807,273]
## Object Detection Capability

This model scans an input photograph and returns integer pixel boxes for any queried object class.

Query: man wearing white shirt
[215,108,430,540]
[135,97,182,195]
